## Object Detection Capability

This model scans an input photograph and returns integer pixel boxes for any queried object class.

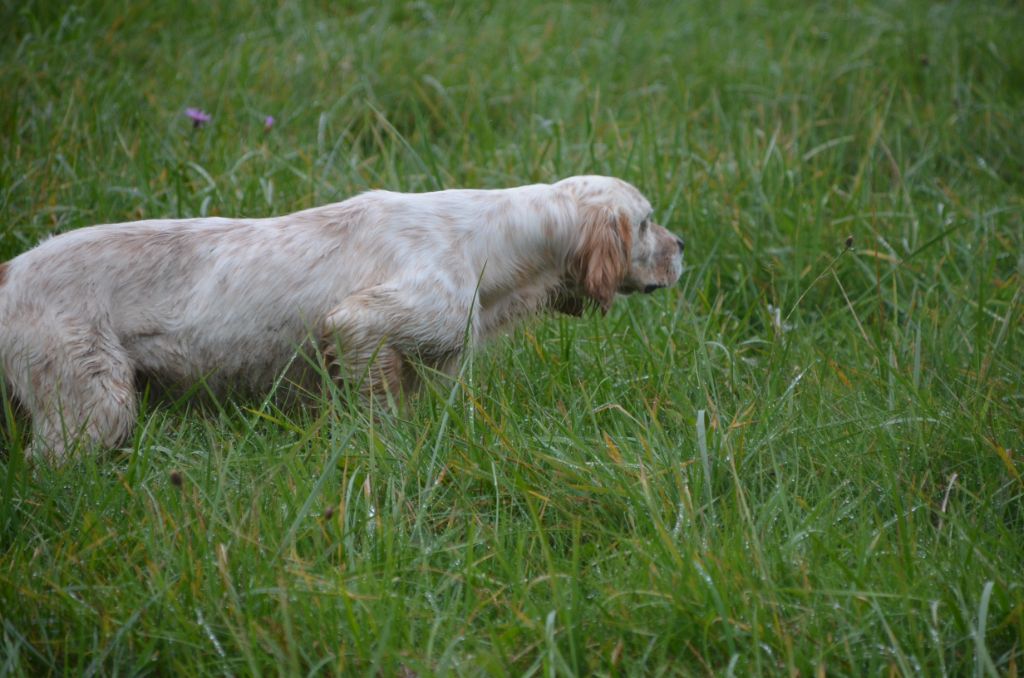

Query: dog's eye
[639,219,649,233]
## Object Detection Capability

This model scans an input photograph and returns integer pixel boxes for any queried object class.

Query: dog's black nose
[643,284,664,293]
[676,237,685,253]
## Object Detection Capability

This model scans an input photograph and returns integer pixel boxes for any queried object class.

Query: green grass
[2,0,1023,674]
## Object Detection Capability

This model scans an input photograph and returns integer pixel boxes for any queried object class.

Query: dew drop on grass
[196,608,226,659]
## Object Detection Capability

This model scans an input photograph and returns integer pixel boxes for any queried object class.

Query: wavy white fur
[0,175,683,461]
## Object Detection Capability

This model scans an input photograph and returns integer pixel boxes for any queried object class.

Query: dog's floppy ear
[570,206,631,314]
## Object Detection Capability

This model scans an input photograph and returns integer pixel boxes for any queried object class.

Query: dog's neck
[466,184,579,330]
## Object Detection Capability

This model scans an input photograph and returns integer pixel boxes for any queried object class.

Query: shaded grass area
[1,0,1022,674]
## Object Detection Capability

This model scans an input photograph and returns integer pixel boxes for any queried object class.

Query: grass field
[2,0,1023,674]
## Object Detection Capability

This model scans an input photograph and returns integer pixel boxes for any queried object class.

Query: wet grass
[1,0,1023,674]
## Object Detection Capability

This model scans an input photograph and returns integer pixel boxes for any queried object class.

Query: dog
[0,175,684,461]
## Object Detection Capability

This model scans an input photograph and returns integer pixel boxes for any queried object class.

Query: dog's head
[554,175,684,314]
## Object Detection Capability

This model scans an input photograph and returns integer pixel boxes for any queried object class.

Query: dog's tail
[0,260,7,348]
[0,262,7,326]
[0,261,8,366]
[0,261,9,427]
[0,262,7,327]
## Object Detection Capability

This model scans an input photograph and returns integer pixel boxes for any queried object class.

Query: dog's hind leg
[5,317,137,462]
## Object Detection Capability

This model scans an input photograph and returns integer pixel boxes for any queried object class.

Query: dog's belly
[123,323,321,396]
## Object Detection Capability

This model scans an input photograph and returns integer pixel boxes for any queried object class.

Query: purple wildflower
[263,115,275,132]
[185,107,211,128]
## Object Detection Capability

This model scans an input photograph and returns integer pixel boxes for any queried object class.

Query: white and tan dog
[0,176,683,461]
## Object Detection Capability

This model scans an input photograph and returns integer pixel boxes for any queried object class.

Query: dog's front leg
[321,285,473,403]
